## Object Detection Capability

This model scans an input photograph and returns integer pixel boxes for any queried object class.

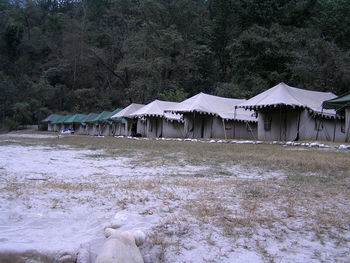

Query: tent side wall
[257,109,300,141]
[146,117,162,138]
[87,123,98,136]
[112,122,125,136]
[211,117,258,139]
[99,123,111,136]
[183,113,213,138]
[257,108,346,142]
[75,125,86,135]
[48,123,55,132]
[211,117,257,140]
[299,110,346,142]
[162,119,185,138]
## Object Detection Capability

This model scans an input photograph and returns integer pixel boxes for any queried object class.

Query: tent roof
[73,114,88,123]
[165,92,257,122]
[106,108,126,123]
[111,103,145,119]
[51,115,72,124]
[88,111,112,123]
[41,114,62,123]
[130,100,182,120]
[323,93,350,110]
[81,113,99,124]
[237,82,337,118]
[63,114,87,124]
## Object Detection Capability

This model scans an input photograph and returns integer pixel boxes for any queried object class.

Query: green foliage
[312,0,350,49]
[0,0,349,126]
[229,24,292,97]
[3,19,23,57]
[289,28,350,94]
[159,89,188,102]
[13,102,32,124]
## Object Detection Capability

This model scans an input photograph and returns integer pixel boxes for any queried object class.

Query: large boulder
[96,231,144,263]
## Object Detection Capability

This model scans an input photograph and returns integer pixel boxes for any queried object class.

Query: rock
[339,144,350,149]
[96,231,144,263]
[309,142,319,147]
[132,230,146,247]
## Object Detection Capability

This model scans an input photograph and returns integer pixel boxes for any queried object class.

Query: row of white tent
[110,93,258,140]
[47,82,349,142]
[110,82,349,142]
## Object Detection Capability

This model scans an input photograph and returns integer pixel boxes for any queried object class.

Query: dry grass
[2,131,349,176]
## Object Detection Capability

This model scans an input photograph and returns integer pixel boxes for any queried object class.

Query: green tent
[51,115,72,124]
[323,93,350,142]
[41,114,62,123]
[88,111,112,123]
[323,93,350,110]
[63,114,87,124]
[80,113,99,125]
[107,108,126,124]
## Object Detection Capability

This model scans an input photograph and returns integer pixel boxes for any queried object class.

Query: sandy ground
[0,132,349,262]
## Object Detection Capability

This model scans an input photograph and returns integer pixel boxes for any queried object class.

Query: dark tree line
[0,0,349,127]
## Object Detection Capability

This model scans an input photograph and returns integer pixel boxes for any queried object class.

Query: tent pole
[222,119,227,139]
[279,106,282,141]
[316,108,324,140]
[332,116,337,142]
[295,111,301,141]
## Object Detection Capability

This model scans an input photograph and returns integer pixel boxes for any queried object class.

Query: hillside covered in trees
[1,0,350,127]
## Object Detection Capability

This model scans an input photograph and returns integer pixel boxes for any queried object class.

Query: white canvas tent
[111,103,146,136]
[129,100,184,138]
[165,93,257,139]
[237,82,346,142]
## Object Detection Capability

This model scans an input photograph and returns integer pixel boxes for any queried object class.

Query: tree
[229,24,292,97]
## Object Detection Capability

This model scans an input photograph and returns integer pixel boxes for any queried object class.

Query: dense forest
[1,0,350,127]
